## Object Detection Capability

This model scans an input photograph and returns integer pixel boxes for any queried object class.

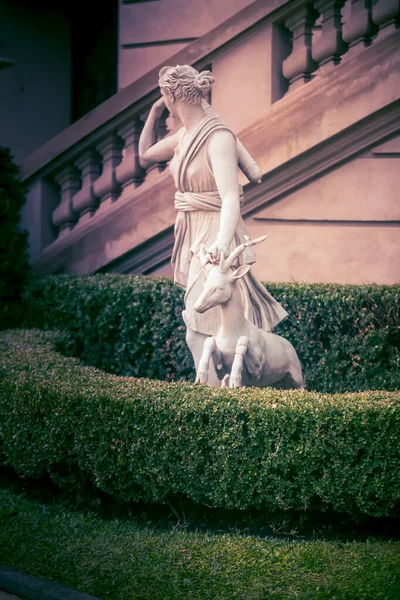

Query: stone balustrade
[20,0,399,272]
[282,0,398,89]
[26,102,171,250]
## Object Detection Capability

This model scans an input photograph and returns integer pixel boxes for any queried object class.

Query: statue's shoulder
[201,115,235,142]
[207,125,237,153]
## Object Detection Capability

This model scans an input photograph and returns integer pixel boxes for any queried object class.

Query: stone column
[115,119,145,195]
[93,133,124,212]
[342,0,378,59]
[52,166,80,238]
[372,0,400,39]
[282,4,319,91]
[312,0,348,70]
[72,150,102,225]
[21,177,59,262]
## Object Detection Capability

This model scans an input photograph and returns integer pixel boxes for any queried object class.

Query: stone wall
[0,0,71,164]
[18,0,400,285]
[118,0,256,88]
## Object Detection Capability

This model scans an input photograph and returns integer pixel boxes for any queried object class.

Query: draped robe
[169,114,288,336]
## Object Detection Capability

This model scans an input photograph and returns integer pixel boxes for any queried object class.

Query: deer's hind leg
[242,341,263,380]
[211,344,228,381]
[276,367,304,390]
[221,374,230,388]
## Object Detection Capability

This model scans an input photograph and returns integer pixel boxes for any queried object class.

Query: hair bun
[194,70,215,93]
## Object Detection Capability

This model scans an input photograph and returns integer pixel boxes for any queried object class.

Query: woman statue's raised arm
[138,97,181,168]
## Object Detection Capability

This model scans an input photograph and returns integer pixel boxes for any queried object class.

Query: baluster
[342,0,378,59]
[372,0,400,39]
[52,166,80,237]
[93,133,124,212]
[282,3,319,91]
[72,150,101,225]
[115,119,145,195]
[312,0,348,70]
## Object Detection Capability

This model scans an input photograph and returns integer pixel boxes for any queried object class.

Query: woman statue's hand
[152,97,166,114]
[206,241,229,264]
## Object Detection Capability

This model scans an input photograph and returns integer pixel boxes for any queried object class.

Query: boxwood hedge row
[21,275,400,393]
[1,329,399,517]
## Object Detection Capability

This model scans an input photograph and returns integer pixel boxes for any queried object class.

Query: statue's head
[158,65,214,107]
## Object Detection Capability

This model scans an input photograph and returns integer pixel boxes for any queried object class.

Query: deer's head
[193,235,267,314]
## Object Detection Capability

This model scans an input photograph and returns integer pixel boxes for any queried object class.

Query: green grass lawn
[0,488,399,600]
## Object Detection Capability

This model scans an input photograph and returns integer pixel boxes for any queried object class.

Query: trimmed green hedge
[22,274,194,382]
[1,329,399,517]
[21,275,400,393]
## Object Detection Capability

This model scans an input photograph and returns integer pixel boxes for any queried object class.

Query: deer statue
[193,236,304,389]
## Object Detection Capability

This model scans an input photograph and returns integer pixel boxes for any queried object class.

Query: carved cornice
[242,100,400,218]
[91,104,400,275]
[33,100,400,276]
[239,30,400,167]
[121,109,400,274]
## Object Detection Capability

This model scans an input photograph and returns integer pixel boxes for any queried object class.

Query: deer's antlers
[198,235,268,272]
[220,235,268,272]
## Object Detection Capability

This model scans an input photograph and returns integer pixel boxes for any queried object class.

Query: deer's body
[194,238,304,389]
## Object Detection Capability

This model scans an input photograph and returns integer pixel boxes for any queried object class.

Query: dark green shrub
[1,329,399,517]
[270,282,400,393]
[22,274,193,382]
[0,148,31,330]
[21,275,400,393]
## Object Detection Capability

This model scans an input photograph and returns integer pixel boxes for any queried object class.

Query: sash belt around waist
[174,188,243,212]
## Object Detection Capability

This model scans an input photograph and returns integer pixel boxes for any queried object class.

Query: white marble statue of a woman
[139,65,288,384]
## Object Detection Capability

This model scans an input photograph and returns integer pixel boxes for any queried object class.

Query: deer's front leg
[195,336,216,385]
[229,336,249,388]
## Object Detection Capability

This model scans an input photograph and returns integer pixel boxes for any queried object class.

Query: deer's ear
[230,264,251,281]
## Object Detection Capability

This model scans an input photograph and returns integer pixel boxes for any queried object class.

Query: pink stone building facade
[3,0,400,284]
